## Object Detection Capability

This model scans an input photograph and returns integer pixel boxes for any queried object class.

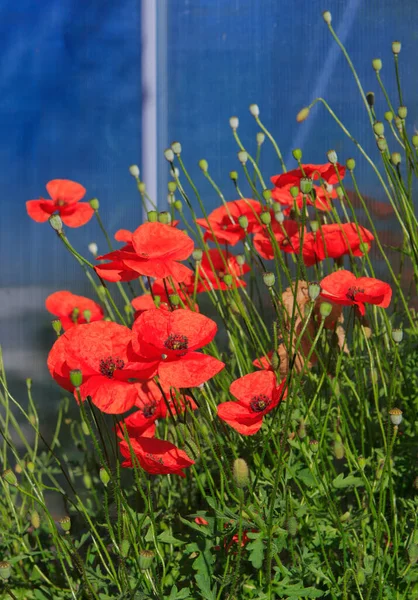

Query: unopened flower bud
[394,116,403,133]
[398,106,407,119]
[158,211,171,224]
[192,248,203,261]
[2,469,17,486]
[308,282,321,301]
[346,158,356,171]
[59,516,71,532]
[289,185,299,199]
[82,309,91,323]
[139,549,155,570]
[249,103,260,117]
[0,562,11,580]
[223,274,233,286]
[169,294,181,307]
[357,568,366,586]
[238,150,248,164]
[164,148,174,162]
[120,539,130,558]
[49,214,63,233]
[384,111,394,122]
[26,461,35,473]
[174,199,183,211]
[260,211,271,225]
[376,137,388,152]
[335,186,344,200]
[233,458,249,488]
[236,254,245,266]
[389,407,403,426]
[412,134,418,149]
[320,302,333,318]
[408,544,418,564]
[229,116,239,130]
[171,141,182,155]
[327,149,338,164]
[238,215,248,229]
[372,58,382,72]
[198,159,208,172]
[366,91,375,107]
[147,210,158,222]
[392,41,401,54]
[322,10,332,24]
[263,272,275,287]
[334,440,345,460]
[256,132,265,145]
[81,420,90,436]
[69,370,82,388]
[358,456,366,470]
[129,164,140,178]
[31,510,41,529]
[373,121,385,136]
[89,198,99,210]
[287,516,298,536]
[168,181,177,193]
[300,178,313,194]
[310,220,319,232]
[51,319,62,335]
[340,511,351,523]
[88,242,98,256]
[99,467,110,487]
[296,107,310,122]
[270,351,280,371]
[298,419,306,439]
[229,170,238,181]
[292,148,302,161]
[391,152,401,166]
[262,189,272,203]
[274,210,284,223]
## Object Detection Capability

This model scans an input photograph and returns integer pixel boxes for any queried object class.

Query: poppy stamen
[250,394,271,413]
[142,401,158,419]
[164,333,189,355]
[146,452,164,465]
[99,356,125,378]
[346,286,365,301]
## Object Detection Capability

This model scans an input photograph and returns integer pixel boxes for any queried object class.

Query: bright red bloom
[195,199,263,245]
[217,371,287,435]
[95,222,194,283]
[253,220,300,260]
[119,434,194,477]
[319,270,392,316]
[194,516,209,525]
[271,163,346,187]
[45,291,104,330]
[196,249,250,291]
[26,179,94,227]
[132,308,224,388]
[281,223,374,266]
[48,321,157,413]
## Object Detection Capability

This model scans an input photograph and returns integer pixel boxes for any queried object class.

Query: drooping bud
[398,106,407,119]
[238,215,248,229]
[372,58,382,72]
[164,148,174,162]
[139,549,155,570]
[147,210,158,222]
[99,467,110,487]
[346,158,356,171]
[2,469,17,486]
[171,141,182,155]
[320,302,333,318]
[51,319,62,336]
[0,562,11,580]
[389,408,403,426]
[322,10,332,24]
[81,420,90,436]
[334,439,345,460]
[89,198,99,210]
[233,458,250,488]
[300,178,313,194]
[263,272,275,287]
[270,351,280,371]
[256,132,265,145]
[49,214,63,233]
[59,516,71,533]
[88,242,98,256]
[237,151,248,164]
[192,249,203,261]
[69,370,82,388]
[308,282,321,301]
[249,104,260,117]
[340,511,351,522]
[373,121,385,136]
[31,510,41,529]
[298,419,306,439]
[392,41,401,55]
[198,159,208,172]
[129,165,140,178]
[366,91,375,107]
[296,107,310,122]
[260,211,271,225]
[292,148,302,161]
[229,116,239,130]
[327,149,338,165]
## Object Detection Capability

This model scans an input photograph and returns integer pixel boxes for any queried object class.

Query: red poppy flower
[96,222,194,283]
[271,162,346,187]
[48,321,157,413]
[119,434,194,477]
[282,223,374,266]
[195,199,263,245]
[253,220,300,260]
[132,308,224,388]
[45,291,104,330]
[196,249,250,291]
[319,270,392,316]
[26,179,94,227]
[217,371,287,435]
[194,516,209,525]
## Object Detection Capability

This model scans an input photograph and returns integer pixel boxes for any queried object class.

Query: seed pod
[263,272,275,287]
[249,104,260,117]
[0,562,11,580]
[59,516,71,533]
[69,370,83,388]
[2,470,17,486]
[389,408,403,426]
[139,549,155,570]
[171,141,182,155]
[198,159,208,172]
[147,210,158,222]
[300,178,313,194]
[233,458,250,488]
[49,214,63,232]
[260,211,271,225]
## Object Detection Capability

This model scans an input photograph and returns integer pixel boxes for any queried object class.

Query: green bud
[198,159,208,172]
[334,441,345,460]
[229,170,238,181]
[2,469,17,486]
[83,474,92,489]
[398,106,407,119]
[408,544,418,564]
[372,58,382,72]
[394,116,403,132]
[82,309,91,323]
[412,134,418,149]
[26,461,35,474]
[51,319,62,335]
[236,254,246,266]
[238,150,248,164]
[290,185,300,199]
[320,302,333,318]
[310,220,319,232]
[0,562,11,580]
[327,149,338,165]
[358,456,366,470]
[298,420,306,439]
[120,539,130,558]
[69,370,83,388]
[376,137,387,152]
[129,165,140,178]
[260,211,271,225]
[296,107,310,123]
[262,189,272,202]
[308,282,321,301]
[256,132,265,145]
[233,458,250,488]
[169,294,181,306]
[164,148,174,162]
[192,248,203,261]
[89,198,99,210]
[167,181,177,193]
[238,215,248,229]
[171,141,182,155]
[340,511,351,522]
[174,199,183,211]
[49,214,63,233]
[336,186,344,200]
[147,210,158,222]
[139,549,155,570]
[292,148,302,161]
[346,158,356,171]
[357,568,366,586]
[263,272,275,287]
[391,152,401,166]
[300,177,313,194]
[31,510,41,529]
[274,210,284,223]
[223,274,233,286]
[99,467,110,487]
[392,41,401,55]
[384,111,393,123]
[322,10,332,24]
[287,516,298,536]
[366,91,375,107]
[373,121,384,136]
[81,421,90,436]
[59,516,71,532]
[271,351,280,371]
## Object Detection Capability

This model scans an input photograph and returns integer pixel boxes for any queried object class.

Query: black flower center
[250,394,271,413]
[146,453,164,465]
[142,401,158,419]
[164,333,189,354]
[346,286,365,301]
[99,356,125,378]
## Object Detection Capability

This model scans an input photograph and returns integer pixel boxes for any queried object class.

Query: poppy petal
[46,179,86,204]
[158,353,225,388]
[79,376,138,414]
[131,222,194,260]
[230,370,277,405]
[217,402,264,435]
[26,200,56,222]
[60,203,95,227]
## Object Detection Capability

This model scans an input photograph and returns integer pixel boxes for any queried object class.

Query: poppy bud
[164,148,175,162]
[198,159,208,172]
[139,549,155,570]
[335,186,344,200]
[373,121,385,136]
[223,274,233,286]
[158,211,171,224]
[31,510,41,529]
[287,516,298,536]
[271,351,280,371]
[296,107,310,122]
[167,181,177,193]
[262,189,272,203]
[322,10,332,24]
[391,328,403,343]
[320,302,333,318]
[256,132,265,145]
[260,211,271,225]
[372,58,382,72]
[81,421,90,436]
[0,562,11,580]
[308,282,321,301]
[357,568,366,585]
[147,210,158,222]
[263,272,275,287]
[392,41,401,54]
[340,511,351,522]
[49,214,63,233]
[391,153,401,166]
[169,294,181,307]
[174,200,183,212]
[192,249,203,261]
[346,158,356,171]
[327,149,338,165]
[398,106,407,119]
[238,151,248,164]
[26,461,35,473]
[238,215,248,229]
[384,111,393,123]
[274,210,284,223]
[83,474,92,489]
[389,408,403,426]
[289,185,299,199]
[171,141,182,155]
[376,137,388,152]
[120,539,130,558]
[408,544,418,564]
[2,469,17,486]
[310,220,319,232]
[233,458,249,488]
[51,319,62,336]
[99,467,110,487]
[89,198,99,210]
[138,182,146,193]
[69,370,82,388]
[334,440,345,460]
[394,116,403,133]
[229,170,238,181]
[59,516,71,533]
[309,439,319,453]
[236,254,246,266]
[358,456,366,470]
[366,91,375,107]
[88,243,98,257]
[300,178,313,194]
[292,148,302,161]
[229,116,239,130]
[249,103,260,117]
[82,309,91,323]
[129,165,140,178]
